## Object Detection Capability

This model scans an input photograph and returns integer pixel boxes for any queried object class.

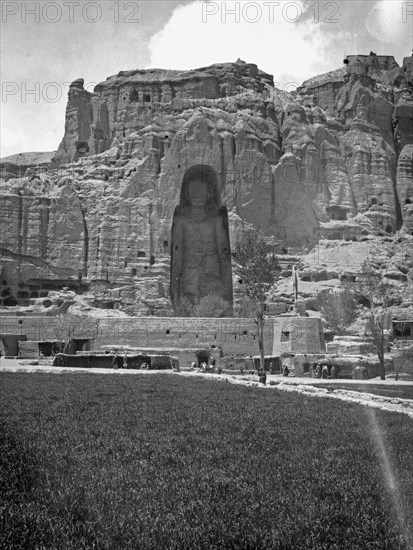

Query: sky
[0,0,411,158]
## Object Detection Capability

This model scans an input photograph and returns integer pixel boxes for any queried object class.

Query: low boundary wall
[0,316,274,357]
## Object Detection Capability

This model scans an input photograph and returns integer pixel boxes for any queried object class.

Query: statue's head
[180,165,220,213]
[187,179,208,207]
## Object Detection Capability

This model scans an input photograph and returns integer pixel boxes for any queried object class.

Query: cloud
[365,0,411,44]
[148,0,349,88]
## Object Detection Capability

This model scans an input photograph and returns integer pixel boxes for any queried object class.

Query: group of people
[313,363,337,379]
[190,356,221,374]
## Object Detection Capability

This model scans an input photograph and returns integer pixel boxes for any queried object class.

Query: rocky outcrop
[1,55,412,314]
[294,54,413,235]
[52,62,274,165]
[0,151,54,181]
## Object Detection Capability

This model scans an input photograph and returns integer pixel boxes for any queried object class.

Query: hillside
[0,54,412,315]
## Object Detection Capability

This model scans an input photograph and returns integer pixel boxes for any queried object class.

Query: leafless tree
[355,261,393,380]
[316,289,358,334]
[193,295,232,317]
[233,229,281,371]
[51,314,98,351]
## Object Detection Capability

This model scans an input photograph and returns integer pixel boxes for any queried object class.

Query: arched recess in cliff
[171,163,233,313]
[80,206,89,277]
[271,154,319,246]
[47,184,88,277]
[94,103,111,154]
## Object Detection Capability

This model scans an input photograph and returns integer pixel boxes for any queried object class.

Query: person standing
[210,356,216,373]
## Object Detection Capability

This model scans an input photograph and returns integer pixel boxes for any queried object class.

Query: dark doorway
[196,351,209,367]
[38,341,61,357]
[326,206,347,220]
[72,339,90,353]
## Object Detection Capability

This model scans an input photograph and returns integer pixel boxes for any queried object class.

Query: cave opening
[326,206,347,221]
[3,296,18,306]
[129,89,139,102]
[76,141,89,155]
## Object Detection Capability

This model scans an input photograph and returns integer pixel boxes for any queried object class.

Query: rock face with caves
[0,55,412,315]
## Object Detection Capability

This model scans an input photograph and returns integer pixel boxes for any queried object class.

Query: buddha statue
[170,166,233,314]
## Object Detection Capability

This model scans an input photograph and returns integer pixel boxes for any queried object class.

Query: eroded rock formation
[1,55,412,314]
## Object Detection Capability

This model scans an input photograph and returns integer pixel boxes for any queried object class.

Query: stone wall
[272,316,325,355]
[0,316,274,357]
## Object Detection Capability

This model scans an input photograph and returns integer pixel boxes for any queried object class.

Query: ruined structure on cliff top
[0,54,412,315]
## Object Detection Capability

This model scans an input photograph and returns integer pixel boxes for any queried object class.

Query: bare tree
[173,297,195,317]
[394,345,413,381]
[50,314,69,352]
[193,294,232,317]
[316,289,358,334]
[235,296,257,318]
[51,314,99,352]
[233,229,281,371]
[355,261,392,380]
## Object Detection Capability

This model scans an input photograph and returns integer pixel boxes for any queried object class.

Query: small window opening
[129,89,139,102]
[281,331,290,342]
[144,93,151,102]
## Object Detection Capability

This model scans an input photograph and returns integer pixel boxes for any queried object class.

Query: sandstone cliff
[1,55,412,315]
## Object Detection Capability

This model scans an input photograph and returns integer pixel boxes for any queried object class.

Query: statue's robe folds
[170,206,233,308]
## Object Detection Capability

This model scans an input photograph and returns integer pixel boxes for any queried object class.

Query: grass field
[1,373,413,549]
